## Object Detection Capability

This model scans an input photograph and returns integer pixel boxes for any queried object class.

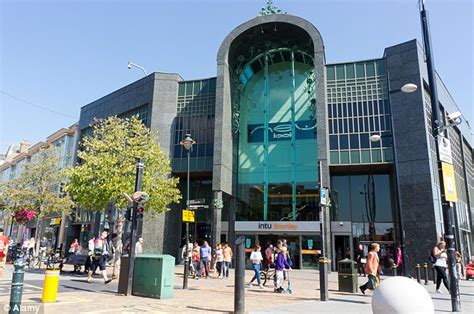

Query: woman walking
[222,242,233,279]
[248,245,264,288]
[215,243,224,278]
[360,243,380,295]
[433,241,450,293]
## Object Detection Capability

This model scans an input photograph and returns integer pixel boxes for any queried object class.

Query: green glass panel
[178,83,185,96]
[372,150,382,162]
[186,82,193,95]
[327,66,335,81]
[193,81,201,94]
[356,63,365,78]
[351,150,360,164]
[340,150,350,164]
[208,78,216,93]
[201,80,209,94]
[336,65,345,80]
[361,150,371,163]
[383,148,393,162]
[376,60,385,76]
[330,151,339,164]
[366,62,375,77]
[346,64,355,79]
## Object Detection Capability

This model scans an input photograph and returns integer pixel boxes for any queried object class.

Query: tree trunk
[34,217,41,254]
[112,215,124,278]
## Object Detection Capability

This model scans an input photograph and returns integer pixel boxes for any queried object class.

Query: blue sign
[248,120,316,143]
[245,238,251,248]
[308,239,313,250]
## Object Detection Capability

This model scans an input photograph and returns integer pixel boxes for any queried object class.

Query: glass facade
[172,78,216,172]
[327,60,393,165]
[234,48,318,222]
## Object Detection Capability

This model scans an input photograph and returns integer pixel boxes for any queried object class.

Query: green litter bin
[132,254,175,299]
[338,258,358,293]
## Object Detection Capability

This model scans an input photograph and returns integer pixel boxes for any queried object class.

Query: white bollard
[372,277,434,314]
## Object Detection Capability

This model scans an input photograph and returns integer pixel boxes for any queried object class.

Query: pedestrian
[135,237,144,255]
[356,243,366,276]
[0,228,9,279]
[454,251,464,280]
[191,242,200,279]
[87,230,112,284]
[274,242,291,293]
[222,242,233,279]
[181,240,193,274]
[198,240,211,279]
[68,239,80,256]
[264,243,274,270]
[85,236,95,273]
[433,241,450,293]
[248,245,264,289]
[395,245,403,268]
[360,243,380,295]
[111,232,122,279]
[215,243,224,278]
[27,237,35,256]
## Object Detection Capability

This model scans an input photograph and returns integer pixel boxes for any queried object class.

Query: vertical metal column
[420,1,460,311]
[263,53,269,221]
[234,236,245,314]
[183,148,191,289]
[290,51,297,220]
[126,158,144,296]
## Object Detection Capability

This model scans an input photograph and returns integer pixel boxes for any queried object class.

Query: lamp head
[369,134,381,142]
[127,62,132,69]
[180,133,195,150]
[400,83,418,93]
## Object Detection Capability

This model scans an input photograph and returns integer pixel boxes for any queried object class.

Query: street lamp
[127,62,148,76]
[180,134,195,290]
[371,82,417,277]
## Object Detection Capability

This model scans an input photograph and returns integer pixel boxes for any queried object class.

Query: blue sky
[1,0,472,152]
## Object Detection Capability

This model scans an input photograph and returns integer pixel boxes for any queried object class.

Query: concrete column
[211,190,223,249]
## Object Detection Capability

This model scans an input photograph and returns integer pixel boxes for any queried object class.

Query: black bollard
[432,267,437,284]
[234,236,245,314]
[416,264,421,284]
[319,257,329,301]
[392,265,397,276]
[9,258,26,314]
[423,263,429,285]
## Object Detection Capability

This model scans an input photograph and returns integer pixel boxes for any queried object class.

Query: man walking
[0,228,9,279]
[198,241,211,279]
[87,230,112,284]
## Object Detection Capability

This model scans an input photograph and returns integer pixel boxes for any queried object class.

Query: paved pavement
[0,263,472,313]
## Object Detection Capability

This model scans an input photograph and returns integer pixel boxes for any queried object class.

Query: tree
[66,115,181,216]
[1,145,74,250]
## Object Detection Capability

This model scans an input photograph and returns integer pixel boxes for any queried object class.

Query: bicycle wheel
[261,271,267,286]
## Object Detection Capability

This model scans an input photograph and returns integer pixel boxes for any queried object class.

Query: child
[192,249,200,279]
[455,251,464,280]
[274,242,291,293]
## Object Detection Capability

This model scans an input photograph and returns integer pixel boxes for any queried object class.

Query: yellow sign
[182,209,195,222]
[441,162,457,202]
[50,218,61,226]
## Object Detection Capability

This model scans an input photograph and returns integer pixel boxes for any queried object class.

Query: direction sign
[187,199,206,205]
[182,209,195,222]
[189,205,209,209]
[438,136,453,164]
[320,188,328,206]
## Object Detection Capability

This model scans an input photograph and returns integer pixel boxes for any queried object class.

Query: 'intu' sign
[247,120,316,143]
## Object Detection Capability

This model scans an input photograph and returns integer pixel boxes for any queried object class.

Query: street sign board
[320,188,328,206]
[186,199,206,205]
[438,136,453,164]
[182,209,195,222]
[441,162,457,202]
[188,205,209,209]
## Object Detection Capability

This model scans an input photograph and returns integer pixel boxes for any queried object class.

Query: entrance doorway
[334,235,351,270]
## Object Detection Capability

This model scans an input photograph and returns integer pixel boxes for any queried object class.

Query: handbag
[360,258,367,264]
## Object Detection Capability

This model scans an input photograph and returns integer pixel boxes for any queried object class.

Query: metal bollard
[423,263,429,285]
[392,265,397,276]
[9,258,26,314]
[416,264,421,284]
[432,267,437,284]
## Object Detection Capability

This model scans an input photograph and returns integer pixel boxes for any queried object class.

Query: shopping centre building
[73,12,473,270]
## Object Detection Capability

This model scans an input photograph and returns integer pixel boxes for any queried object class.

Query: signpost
[182,209,195,223]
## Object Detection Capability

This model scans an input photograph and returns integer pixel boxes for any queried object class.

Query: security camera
[447,111,462,122]
[127,62,132,69]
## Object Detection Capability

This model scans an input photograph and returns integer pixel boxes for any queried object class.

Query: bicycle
[43,250,64,270]
[260,267,276,286]
[15,248,37,268]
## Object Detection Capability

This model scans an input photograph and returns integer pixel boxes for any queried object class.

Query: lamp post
[371,82,417,278]
[419,1,460,310]
[180,134,195,290]
[127,62,148,76]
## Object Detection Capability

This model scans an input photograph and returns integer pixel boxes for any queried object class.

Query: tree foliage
[66,116,181,214]
[0,145,73,218]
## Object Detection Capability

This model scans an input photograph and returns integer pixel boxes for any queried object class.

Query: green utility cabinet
[338,258,358,293]
[132,254,175,299]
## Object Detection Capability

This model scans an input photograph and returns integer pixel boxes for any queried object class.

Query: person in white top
[215,243,224,278]
[248,245,264,288]
[433,241,450,293]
